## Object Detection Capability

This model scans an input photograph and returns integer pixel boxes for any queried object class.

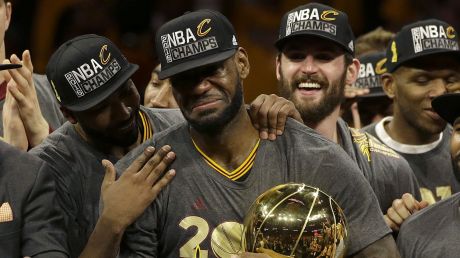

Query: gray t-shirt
[29,107,183,258]
[116,119,391,258]
[363,117,460,204]
[0,140,68,258]
[337,118,421,212]
[0,74,65,135]
[397,192,460,258]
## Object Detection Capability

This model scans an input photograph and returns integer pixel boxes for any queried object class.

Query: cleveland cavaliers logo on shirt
[411,25,459,53]
[285,8,338,36]
[64,45,121,98]
[161,18,219,63]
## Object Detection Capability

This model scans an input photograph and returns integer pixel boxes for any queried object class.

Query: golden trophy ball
[242,183,348,258]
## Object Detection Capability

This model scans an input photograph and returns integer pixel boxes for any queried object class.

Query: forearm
[79,215,125,258]
[350,235,401,258]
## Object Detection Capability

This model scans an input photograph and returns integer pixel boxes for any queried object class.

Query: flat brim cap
[156,9,239,80]
[355,52,387,98]
[432,93,460,125]
[46,34,139,111]
[275,3,355,55]
[386,19,460,72]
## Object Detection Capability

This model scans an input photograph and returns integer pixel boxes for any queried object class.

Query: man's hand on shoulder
[99,145,176,232]
[249,94,302,141]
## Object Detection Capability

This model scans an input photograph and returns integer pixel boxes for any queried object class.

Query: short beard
[185,81,244,136]
[78,115,139,148]
[278,71,346,126]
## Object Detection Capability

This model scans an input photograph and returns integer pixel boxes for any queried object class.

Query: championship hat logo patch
[160,18,219,64]
[411,25,459,54]
[197,18,211,36]
[63,44,121,98]
[356,57,385,89]
[285,7,337,37]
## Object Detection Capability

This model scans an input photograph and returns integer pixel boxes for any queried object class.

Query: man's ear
[60,106,77,124]
[345,58,360,86]
[275,53,282,81]
[381,73,396,100]
[235,47,250,79]
[4,2,11,31]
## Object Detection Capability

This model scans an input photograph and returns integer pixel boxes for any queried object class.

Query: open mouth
[298,82,321,89]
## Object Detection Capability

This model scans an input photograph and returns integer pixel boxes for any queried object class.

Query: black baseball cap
[156,9,239,79]
[386,19,460,72]
[46,34,139,111]
[275,2,355,55]
[355,52,387,98]
[432,93,460,125]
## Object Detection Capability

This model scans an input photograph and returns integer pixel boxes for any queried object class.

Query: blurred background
[6,0,460,101]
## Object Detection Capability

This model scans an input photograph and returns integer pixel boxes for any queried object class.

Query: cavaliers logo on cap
[320,10,339,21]
[447,26,456,39]
[375,58,387,74]
[99,45,111,65]
[197,19,211,37]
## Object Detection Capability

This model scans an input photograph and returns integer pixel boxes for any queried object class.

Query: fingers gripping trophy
[242,183,348,258]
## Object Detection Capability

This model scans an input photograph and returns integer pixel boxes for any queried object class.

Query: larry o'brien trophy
[242,183,348,258]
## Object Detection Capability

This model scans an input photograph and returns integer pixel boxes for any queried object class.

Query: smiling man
[29,34,184,258]
[262,3,421,233]
[363,19,460,205]
[116,9,398,258]
[396,92,460,257]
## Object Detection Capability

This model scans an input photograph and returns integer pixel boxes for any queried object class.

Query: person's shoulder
[355,128,402,159]
[141,106,183,122]
[0,141,45,184]
[30,122,73,150]
[283,118,336,145]
[361,121,377,134]
[151,120,188,143]
[32,73,53,95]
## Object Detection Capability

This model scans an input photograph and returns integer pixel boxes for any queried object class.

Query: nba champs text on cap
[355,52,387,97]
[275,2,355,55]
[156,9,239,79]
[46,34,139,111]
[387,19,460,72]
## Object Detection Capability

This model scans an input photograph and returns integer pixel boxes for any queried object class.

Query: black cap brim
[357,91,388,98]
[389,49,460,72]
[64,63,139,111]
[432,93,460,125]
[158,49,237,80]
[275,32,353,55]
[0,63,22,71]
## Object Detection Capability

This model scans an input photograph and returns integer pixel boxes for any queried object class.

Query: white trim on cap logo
[348,40,354,51]
[232,35,237,46]
[161,22,219,63]
[99,45,111,65]
[411,25,459,53]
[197,19,211,37]
[64,55,121,98]
[285,8,337,37]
